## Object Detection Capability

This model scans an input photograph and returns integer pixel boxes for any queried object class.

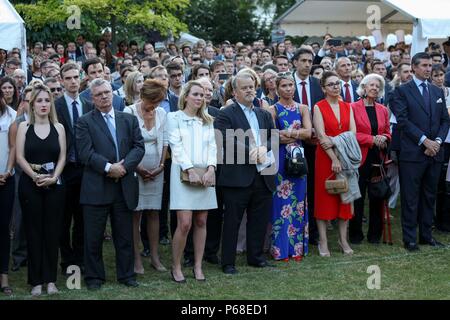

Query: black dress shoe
[248,261,275,268]
[140,248,150,257]
[204,255,219,265]
[222,265,238,275]
[183,257,194,268]
[170,270,186,283]
[419,238,444,247]
[121,279,139,287]
[86,282,102,291]
[404,242,420,252]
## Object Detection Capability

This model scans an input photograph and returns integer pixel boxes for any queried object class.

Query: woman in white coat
[167,80,217,283]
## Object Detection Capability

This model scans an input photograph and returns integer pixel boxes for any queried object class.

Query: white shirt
[341,80,355,103]
[0,107,17,173]
[63,92,83,125]
[294,73,311,110]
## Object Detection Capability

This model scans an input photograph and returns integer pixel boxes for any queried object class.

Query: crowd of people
[1,29,450,296]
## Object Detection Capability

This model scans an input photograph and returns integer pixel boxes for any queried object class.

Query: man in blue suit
[79,58,125,111]
[391,52,450,252]
[292,48,324,245]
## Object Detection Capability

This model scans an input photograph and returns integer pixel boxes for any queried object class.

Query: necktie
[72,101,79,127]
[420,82,431,114]
[104,114,120,161]
[301,81,308,106]
[344,83,352,103]
[68,101,80,162]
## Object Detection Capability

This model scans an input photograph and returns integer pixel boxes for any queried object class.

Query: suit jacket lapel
[94,109,116,146]
[61,99,74,133]
[409,81,429,116]
[357,100,371,131]
[233,103,251,131]
[293,73,300,103]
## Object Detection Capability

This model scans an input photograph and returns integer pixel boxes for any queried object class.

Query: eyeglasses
[50,87,63,92]
[325,81,341,88]
[277,71,292,77]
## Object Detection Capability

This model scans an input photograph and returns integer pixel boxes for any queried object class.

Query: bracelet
[159,163,165,168]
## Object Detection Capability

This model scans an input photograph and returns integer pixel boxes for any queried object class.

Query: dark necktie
[420,82,431,114]
[344,83,352,103]
[301,81,308,106]
[70,100,80,162]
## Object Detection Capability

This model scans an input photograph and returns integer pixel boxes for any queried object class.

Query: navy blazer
[168,92,179,112]
[214,102,276,192]
[293,74,324,110]
[75,108,145,210]
[391,80,450,162]
[79,88,125,111]
[340,80,360,103]
[55,95,93,160]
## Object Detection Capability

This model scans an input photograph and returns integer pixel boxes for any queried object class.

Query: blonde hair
[124,71,143,105]
[178,80,213,124]
[29,83,58,124]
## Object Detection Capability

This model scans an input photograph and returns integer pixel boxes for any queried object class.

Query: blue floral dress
[271,102,309,260]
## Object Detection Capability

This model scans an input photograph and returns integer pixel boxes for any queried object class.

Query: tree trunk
[111,15,117,54]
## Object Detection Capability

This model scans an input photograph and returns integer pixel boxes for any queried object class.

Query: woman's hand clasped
[320,136,334,150]
[201,167,216,187]
[188,169,202,186]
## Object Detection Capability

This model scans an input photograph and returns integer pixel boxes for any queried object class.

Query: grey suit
[76,107,144,285]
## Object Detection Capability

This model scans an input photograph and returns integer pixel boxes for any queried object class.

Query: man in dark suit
[391,52,450,251]
[79,58,125,111]
[215,73,276,274]
[76,78,144,290]
[292,48,324,245]
[335,57,359,103]
[55,63,93,275]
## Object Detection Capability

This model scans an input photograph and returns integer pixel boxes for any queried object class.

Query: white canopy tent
[0,0,27,72]
[274,0,450,55]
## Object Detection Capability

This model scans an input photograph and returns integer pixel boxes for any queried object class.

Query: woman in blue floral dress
[268,72,312,261]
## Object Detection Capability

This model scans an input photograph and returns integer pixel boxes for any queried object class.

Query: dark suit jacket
[293,74,324,109]
[340,80,360,103]
[391,80,450,162]
[79,88,125,111]
[75,108,145,210]
[55,95,93,161]
[168,92,179,112]
[214,102,276,192]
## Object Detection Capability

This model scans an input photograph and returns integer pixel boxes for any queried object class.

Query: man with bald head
[335,57,359,103]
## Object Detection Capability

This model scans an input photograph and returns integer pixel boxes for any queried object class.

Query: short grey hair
[356,73,385,99]
[232,73,255,90]
[89,78,112,92]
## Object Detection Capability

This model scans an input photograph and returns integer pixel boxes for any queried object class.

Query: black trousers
[221,174,272,267]
[11,168,27,267]
[83,185,135,285]
[18,176,65,286]
[59,163,84,269]
[399,159,442,243]
[304,144,318,243]
[435,143,450,231]
[183,185,224,260]
[350,154,383,243]
[0,176,15,274]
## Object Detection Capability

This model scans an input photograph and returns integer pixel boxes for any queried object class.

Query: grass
[2,205,450,300]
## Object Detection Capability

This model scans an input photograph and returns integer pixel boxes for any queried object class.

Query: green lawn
[2,206,450,300]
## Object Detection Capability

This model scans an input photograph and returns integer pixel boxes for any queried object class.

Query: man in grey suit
[76,78,144,290]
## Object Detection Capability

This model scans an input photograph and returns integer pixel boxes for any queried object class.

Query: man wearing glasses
[44,77,64,100]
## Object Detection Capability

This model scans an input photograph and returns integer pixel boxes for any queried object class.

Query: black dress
[18,124,65,286]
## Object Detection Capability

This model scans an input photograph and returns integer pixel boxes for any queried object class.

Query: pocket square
[436,98,443,103]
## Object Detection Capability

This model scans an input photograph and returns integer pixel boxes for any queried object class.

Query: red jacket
[351,99,391,166]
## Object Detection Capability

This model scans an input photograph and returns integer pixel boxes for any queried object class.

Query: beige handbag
[325,173,348,194]
[180,167,208,186]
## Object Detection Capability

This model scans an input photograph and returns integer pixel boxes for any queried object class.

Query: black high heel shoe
[170,270,186,284]
[192,269,206,282]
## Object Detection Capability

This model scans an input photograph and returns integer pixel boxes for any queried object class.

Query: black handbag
[368,157,391,200]
[285,146,308,177]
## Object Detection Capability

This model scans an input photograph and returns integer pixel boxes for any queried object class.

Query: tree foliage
[183,0,271,44]
[12,0,189,46]
[256,0,297,19]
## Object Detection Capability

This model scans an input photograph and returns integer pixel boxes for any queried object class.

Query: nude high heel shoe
[338,240,354,255]
[318,243,331,257]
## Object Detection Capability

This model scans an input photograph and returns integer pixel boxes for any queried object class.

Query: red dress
[314,99,353,221]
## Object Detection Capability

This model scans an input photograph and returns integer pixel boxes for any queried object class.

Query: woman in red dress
[313,71,357,257]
